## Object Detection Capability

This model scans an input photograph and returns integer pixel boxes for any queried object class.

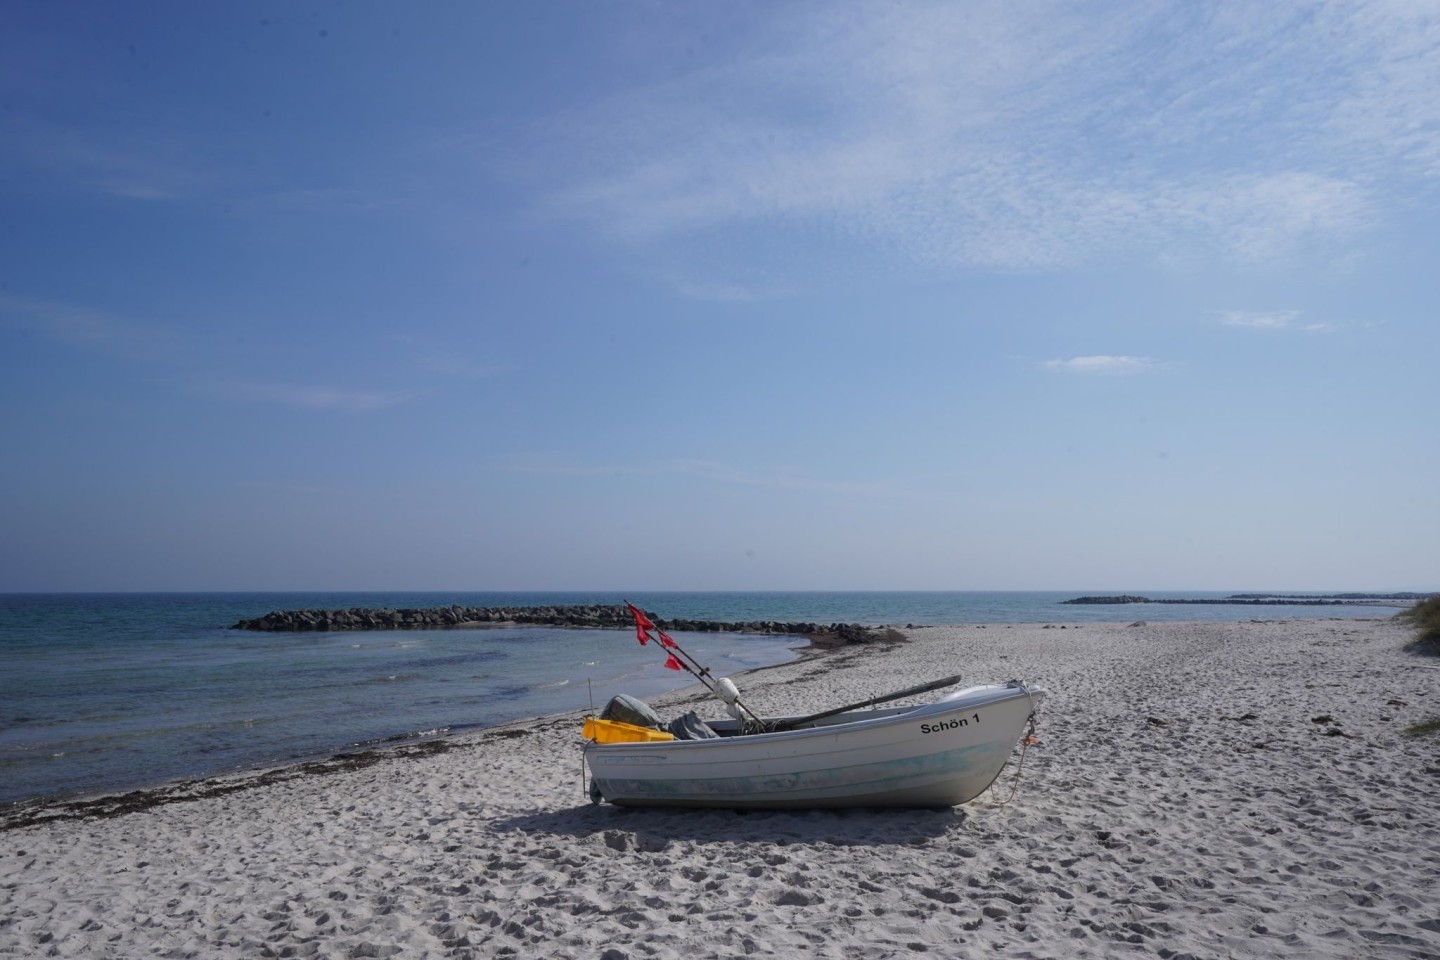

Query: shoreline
[0,617,1416,824]
[5,616,1438,958]
[0,634,858,831]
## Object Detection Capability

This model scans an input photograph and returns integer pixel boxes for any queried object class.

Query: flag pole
[625,602,765,730]
[623,601,717,691]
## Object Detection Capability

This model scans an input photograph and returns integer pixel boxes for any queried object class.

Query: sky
[1,1,1437,593]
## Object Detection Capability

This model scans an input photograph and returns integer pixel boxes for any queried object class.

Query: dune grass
[1396,594,1440,655]
[1397,596,1440,736]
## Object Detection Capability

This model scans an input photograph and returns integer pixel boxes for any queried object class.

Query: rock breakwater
[230,604,897,646]
[1061,594,1424,606]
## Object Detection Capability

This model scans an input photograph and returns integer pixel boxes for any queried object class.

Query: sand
[2,617,1437,959]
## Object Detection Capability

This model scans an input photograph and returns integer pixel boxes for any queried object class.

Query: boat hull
[584,681,1043,809]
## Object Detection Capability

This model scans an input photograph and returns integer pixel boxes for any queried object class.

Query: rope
[990,714,1039,808]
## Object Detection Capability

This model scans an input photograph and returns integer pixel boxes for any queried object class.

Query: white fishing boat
[583,679,1044,809]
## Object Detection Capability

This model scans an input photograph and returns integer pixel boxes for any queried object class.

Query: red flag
[663,653,684,671]
[627,602,655,630]
[627,602,655,646]
[657,630,678,649]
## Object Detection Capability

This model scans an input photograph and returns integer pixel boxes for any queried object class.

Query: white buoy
[716,678,758,725]
[726,701,760,724]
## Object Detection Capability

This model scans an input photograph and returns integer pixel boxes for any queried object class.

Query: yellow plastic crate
[583,717,675,743]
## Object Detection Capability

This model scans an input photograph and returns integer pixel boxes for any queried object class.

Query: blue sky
[2,1,1436,592]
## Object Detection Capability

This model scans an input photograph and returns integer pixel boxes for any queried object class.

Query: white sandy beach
[3,617,1437,959]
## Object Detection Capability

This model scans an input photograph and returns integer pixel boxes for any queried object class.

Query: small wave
[537,678,570,689]
[359,673,420,686]
[357,726,452,747]
[408,651,507,669]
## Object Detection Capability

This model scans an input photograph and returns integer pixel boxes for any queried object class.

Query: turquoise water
[0,591,1403,805]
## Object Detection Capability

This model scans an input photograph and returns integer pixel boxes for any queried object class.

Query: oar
[766,674,964,732]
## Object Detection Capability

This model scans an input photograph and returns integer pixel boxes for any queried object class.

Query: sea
[0,590,1409,807]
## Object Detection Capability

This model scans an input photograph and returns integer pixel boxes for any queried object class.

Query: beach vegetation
[1404,717,1440,738]
[1396,595,1440,655]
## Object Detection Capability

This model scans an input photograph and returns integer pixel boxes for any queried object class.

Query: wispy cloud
[380,334,504,378]
[666,278,791,303]
[0,294,188,362]
[1220,310,1300,329]
[508,455,894,498]
[191,380,419,413]
[528,2,1440,272]
[3,295,434,413]
[1219,309,1339,332]
[2,111,395,217]
[2,115,211,201]
[1042,355,1159,374]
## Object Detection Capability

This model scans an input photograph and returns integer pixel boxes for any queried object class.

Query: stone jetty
[1060,594,1424,606]
[230,604,897,646]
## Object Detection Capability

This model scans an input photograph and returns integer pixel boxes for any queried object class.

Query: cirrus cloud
[1219,309,1340,333]
[189,380,419,412]
[527,2,1440,274]
[1042,355,1159,374]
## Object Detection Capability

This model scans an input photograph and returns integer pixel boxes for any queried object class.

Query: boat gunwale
[582,681,1041,754]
